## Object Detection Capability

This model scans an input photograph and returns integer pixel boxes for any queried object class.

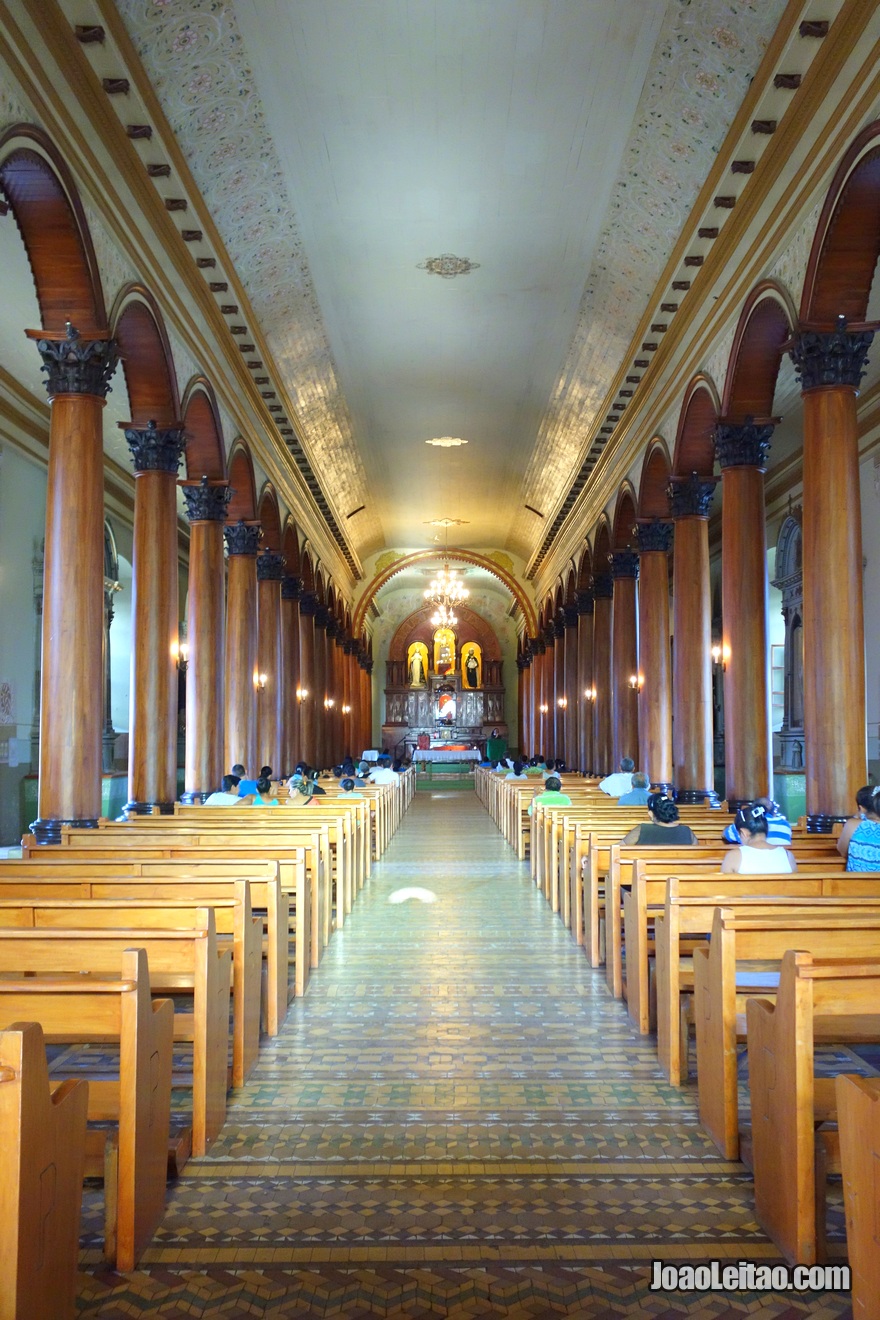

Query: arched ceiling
[115,0,789,562]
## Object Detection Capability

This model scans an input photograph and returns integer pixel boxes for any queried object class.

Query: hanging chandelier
[430,602,459,628]
[424,523,469,624]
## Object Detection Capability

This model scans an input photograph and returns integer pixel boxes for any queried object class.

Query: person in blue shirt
[837,785,880,871]
[722,795,791,846]
[618,772,650,805]
[231,762,259,797]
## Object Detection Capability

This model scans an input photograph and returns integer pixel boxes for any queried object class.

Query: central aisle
[79,790,849,1317]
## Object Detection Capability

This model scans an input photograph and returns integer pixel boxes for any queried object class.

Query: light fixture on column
[341,704,351,715]
[539,703,549,714]
[710,643,730,672]
[628,673,644,691]
[557,697,567,709]
[295,687,309,702]
[324,697,335,710]
[256,672,268,690]
[584,687,597,701]
[172,639,189,673]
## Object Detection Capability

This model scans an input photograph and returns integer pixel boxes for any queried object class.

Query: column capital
[634,519,673,553]
[314,604,331,629]
[224,519,261,557]
[299,591,318,617]
[609,548,639,579]
[516,655,530,671]
[714,418,774,470]
[281,574,303,601]
[788,316,873,392]
[180,476,231,523]
[28,323,119,399]
[256,548,285,581]
[563,604,579,629]
[591,570,614,599]
[343,638,358,655]
[552,612,566,639]
[124,419,187,474]
[575,589,594,616]
[362,658,374,675]
[531,635,546,655]
[667,472,717,519]
[325,616,340,640]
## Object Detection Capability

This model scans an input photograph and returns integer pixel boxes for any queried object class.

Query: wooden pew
[657,883,880,1086]
[694,903,880,1159]
[836,1074,880,1319]
[0,890,261,1089]
[0,947,172,1271]
[748,951,880,1265]
[0,1022,88,1320]
[0,923,229,1158]
[21,834,317,986]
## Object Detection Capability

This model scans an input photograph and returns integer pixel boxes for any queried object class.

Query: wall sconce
[295,687,309,702]
[257,672,268,691]
[584,687,597,702]
[341,704,351,715]
[324,697,336,710]
[711,643,730,671]
[628,673,644,691]
[172,640,189,673]
[538,703,549,714]
[557,697,567,710]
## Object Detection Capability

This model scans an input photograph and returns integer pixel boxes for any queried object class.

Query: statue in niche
[433,627,456,676]
[462,644,481,689]
[407,641,428,687]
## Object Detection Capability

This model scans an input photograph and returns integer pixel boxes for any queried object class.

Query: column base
[180,791,210,805]
[806,813,849,834]
[649,781,674,795]
[675,788,720,807]
[121,800,176,817]
[29,817,99,845]
[725,798,755,814]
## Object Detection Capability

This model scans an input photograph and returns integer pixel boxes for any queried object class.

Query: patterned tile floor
[76,791,854,1317]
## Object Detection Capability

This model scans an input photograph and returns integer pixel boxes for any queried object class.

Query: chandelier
[424,557,468,632]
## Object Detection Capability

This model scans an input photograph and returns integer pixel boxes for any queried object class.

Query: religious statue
[433,627,456,675]
[410,650,425,686]
[464,647,479,689]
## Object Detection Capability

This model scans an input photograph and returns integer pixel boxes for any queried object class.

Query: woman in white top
[721,803,797,873]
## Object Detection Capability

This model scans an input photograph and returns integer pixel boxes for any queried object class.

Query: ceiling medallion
[425,436,468,447]
[423,517,470,527]
[417,254,481,279]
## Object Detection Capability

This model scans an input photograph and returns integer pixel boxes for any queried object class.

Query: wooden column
[532,639,546,757]
[527,642,539,756]
[591,571,614,776]
[575,592,594,774]
[123,422,186,814]
[313,607,329,768]
[180,478,230,802]
[635,521,673,791]
[29,327,118,842]
[790,322,871,827]
[224,520,260,774]
[297,593,318,766]
[541,631,554,760]
[715,421,774,808]
[516,657,526,754]
[552,615,566,762]
[563,606,579,768]
[670,474,717,803]
[361,656,374,752]
[610,550,640,771]
[342,639,354,758]
[281,576,301,774]
[256,549,284,774]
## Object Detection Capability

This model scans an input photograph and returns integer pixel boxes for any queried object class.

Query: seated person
[721,802,796,873]
[525,757,544,777]
[621,793,697,847]
[232,762,259,797]
[618,772,650,806]
[837,785,880,871]
[368,757,397,785]
[308,768,327,795]
[249,776,279,806]
[204,773,242,805]
[287,777,316,807]
[392,758,405,773]
[598,757,637,797]
[722,795,791,846]
[504,760,528,780]
[527,775,572,817]
[339,777,363,798]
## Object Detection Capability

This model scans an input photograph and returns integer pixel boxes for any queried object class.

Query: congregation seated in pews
[478,764,880,1308]
[2,750,414,1311]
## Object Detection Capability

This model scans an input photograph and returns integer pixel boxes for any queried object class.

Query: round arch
[637,439,672,519]
[301,551,315,593]
[257,483,282,552]
[592,517,612,577]
[111,285,180,426]
[226,442,257,522]
[576,542,593,592]
[612,483,638,548]
[181,378,226,480]
[801,121,880,324]
[722,282,794,419]
[0,125,105,332]
[282,520,301,576]
[353,549,537,636]
[672,377,721,476]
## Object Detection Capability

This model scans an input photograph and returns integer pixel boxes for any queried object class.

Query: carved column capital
[124,419,187,474]
[575,589,594,616]
[634,519,673,553]
[714,419,774,470]
[29,323,119,399]
[181,476,231,523]
[553,612,566,639]
[224,520,261,557]
[667,472,717,519]
[543,623,556,648]
[531,635,546,656]
[343,638,358,655]
[281,575,303,601]
[299,591,318,617]
[788,316,873,392]
[325,616,339,640]
[609,548,639,580]
[256,548,285,581]
[591,571,614,600]
[563,604,579,629]
[314,604,330,630]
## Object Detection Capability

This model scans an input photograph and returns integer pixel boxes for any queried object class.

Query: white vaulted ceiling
[115,0,787,563]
